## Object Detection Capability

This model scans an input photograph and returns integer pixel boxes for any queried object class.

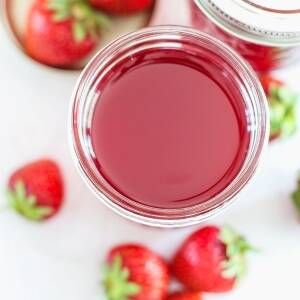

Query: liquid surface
[91,53,249,209]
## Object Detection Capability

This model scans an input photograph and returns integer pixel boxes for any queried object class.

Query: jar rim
[194,0,300,46]
[242,0,300,12]
[69,25,269,227]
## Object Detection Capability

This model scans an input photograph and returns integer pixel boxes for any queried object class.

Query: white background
[1,1,300,299]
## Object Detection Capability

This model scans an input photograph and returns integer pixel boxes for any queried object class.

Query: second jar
[190,0,300,73]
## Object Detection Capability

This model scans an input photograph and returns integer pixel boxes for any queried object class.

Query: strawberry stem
[47,0,111,42]
[72,2,90,19]
[219,226,254,281]
[268,83,298,139]
[103,255,141,300]
[6,181,53,221]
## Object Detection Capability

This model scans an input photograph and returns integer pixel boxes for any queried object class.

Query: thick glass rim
[69,25,269,228]
[194,0,300,47]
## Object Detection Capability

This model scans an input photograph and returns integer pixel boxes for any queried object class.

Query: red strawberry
[166,291,202,300]
[89,0,153,15]
[103,244,169,300]
[25,0,110,67]
[171,226,253,293]
[6,159,64,221]
[260,75,297,141]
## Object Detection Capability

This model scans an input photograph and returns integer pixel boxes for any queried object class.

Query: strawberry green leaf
[219,226,254,281]
[47,0,111,42]
[73,21,87,42]
[281,111,297,137]
[268,83,298,139]
[292,175,300,218]
[53,10,71,22]
[292,190,300,217]
[72,2,92,20]
[47,0,69,10]
[94,12,111,28]
[103,255,141,300]
[47,0,70,19]
[6,181,53,221]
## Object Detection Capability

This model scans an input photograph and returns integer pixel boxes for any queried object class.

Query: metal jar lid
[194,0,300,46]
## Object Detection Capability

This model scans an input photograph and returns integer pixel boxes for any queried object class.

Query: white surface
[1,1,300,300]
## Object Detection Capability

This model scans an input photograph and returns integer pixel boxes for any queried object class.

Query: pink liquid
[90,49,250,209]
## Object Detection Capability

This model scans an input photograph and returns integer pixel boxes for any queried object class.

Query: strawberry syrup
[90,49,250,209]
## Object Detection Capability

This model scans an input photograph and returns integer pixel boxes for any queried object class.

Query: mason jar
[190,0,300,73]
[70,26,268,227]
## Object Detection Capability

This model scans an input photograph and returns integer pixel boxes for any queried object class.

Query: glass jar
[70,26,269,228]
[190,0,300,73]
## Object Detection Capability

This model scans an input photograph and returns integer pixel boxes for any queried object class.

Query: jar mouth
[194,0,300,46]
[70,25,269,227]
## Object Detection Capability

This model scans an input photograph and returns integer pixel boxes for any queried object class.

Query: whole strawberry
[25,0,110,67]
[6,159,64,221]
[166,291,202,300]
[260,75,297,141]
[103,244,169,300]
[89,0,153,15]
[171,225,253,293]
